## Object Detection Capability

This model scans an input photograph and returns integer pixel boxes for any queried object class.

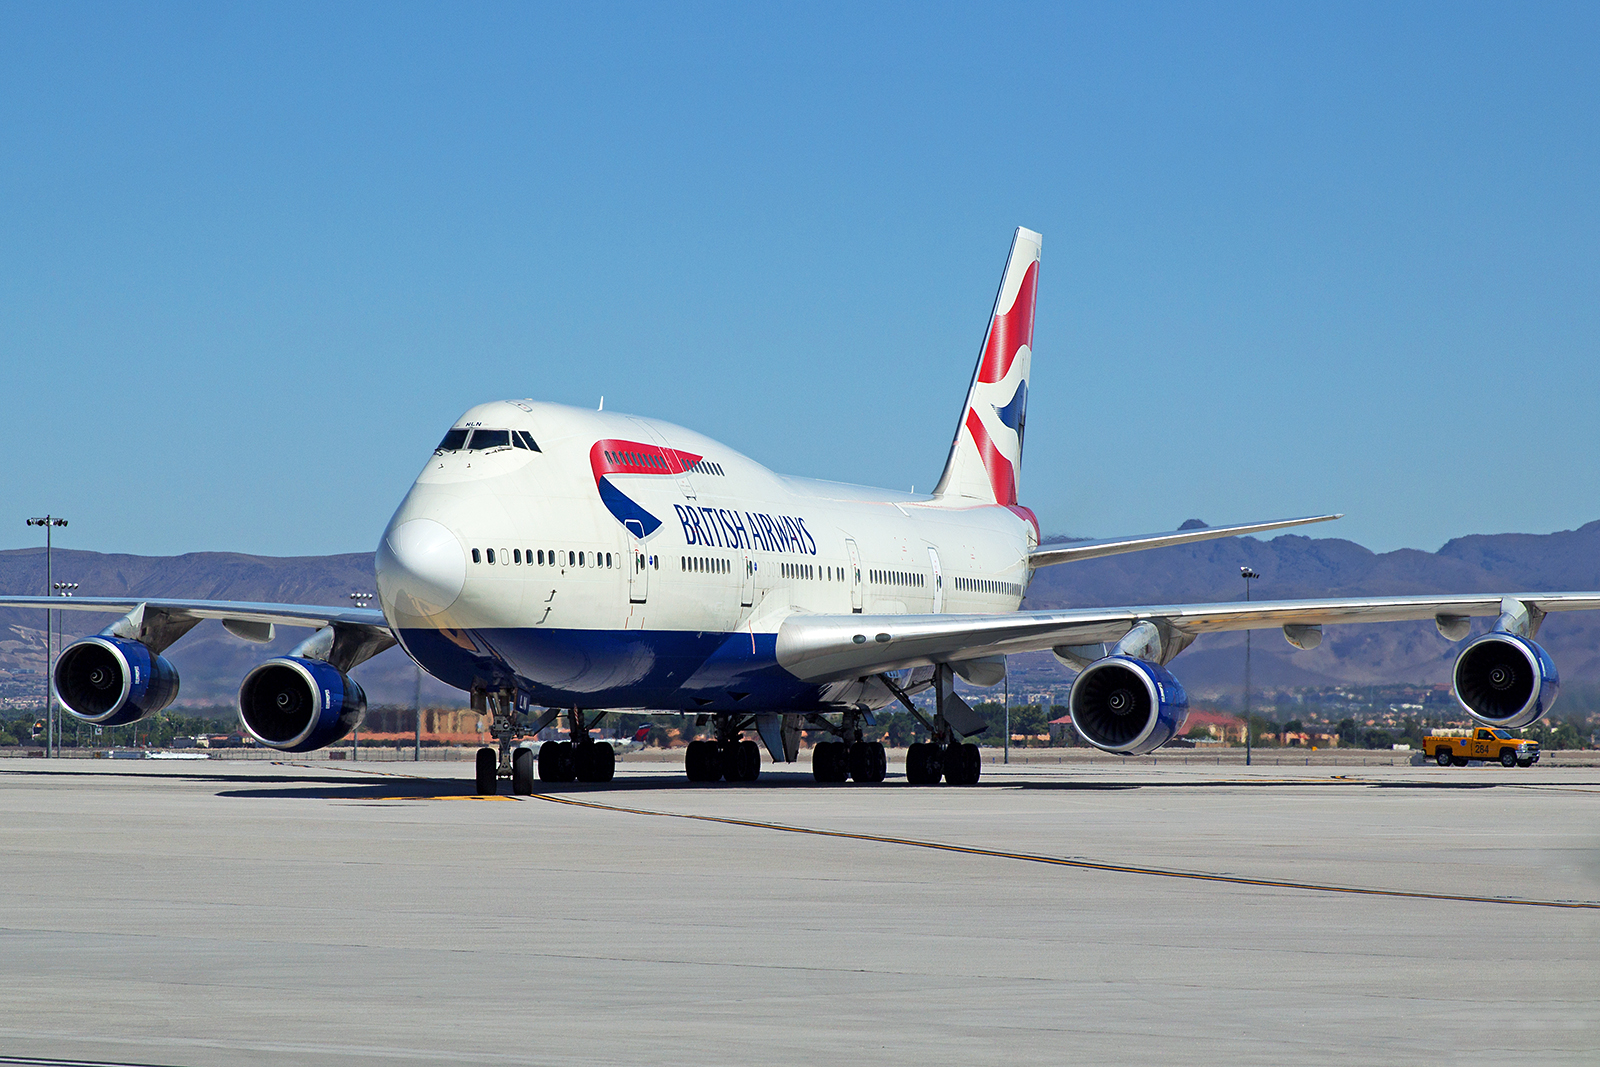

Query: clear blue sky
[3,2,1596,559]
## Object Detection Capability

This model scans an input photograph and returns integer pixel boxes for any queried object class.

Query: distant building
[1181,710,1245,743]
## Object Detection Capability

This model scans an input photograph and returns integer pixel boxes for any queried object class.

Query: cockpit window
[466,429,511,450]
[512,430,541,451]
[436,428,469,452]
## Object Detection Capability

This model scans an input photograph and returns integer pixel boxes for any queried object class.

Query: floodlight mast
[349,591,374,760]
[1241,567,1260,767]
[25,517,68,757]
[52,581,78,756]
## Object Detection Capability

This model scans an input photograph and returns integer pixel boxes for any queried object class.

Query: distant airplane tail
[631,724,651,744]
[931,227,1041,506]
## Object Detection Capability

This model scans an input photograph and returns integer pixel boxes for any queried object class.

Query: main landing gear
[905,740,981,785]
[533,709,615,785]
[880,665,984,785]
[807,710,887,784]
[475,698,613,796]
[684,714,762,782]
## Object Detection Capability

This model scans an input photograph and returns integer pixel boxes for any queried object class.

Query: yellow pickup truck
[1422,728,1539,768]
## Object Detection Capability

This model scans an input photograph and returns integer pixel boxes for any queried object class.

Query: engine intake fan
[1069,655,1189,755]
[238,657,367,752]
[1453,632,1559,730]
[55,636,180,726]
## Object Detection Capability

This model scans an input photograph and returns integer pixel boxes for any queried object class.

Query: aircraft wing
[0,595,389,632]
[1028,513,1342,568]
[775,592,1600,682]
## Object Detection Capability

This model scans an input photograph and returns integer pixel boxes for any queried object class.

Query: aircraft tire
[945,742,981,785]
[906,742,935,785]
[812,741,842,782]
[512,747,535,795]
[576,740,616,783]
[475,747,498,795]
[685,739,720,782]
[827,742,850,782]
[539,740,575,782]
[850,741,887,783]
[1436,749,1452,767]
[724,739,760,782]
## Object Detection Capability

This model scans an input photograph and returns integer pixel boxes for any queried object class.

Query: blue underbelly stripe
[397,625,823,711]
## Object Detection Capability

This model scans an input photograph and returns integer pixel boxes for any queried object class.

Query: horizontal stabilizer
[1028,514,1341,569]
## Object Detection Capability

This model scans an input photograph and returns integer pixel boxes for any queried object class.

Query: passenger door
[626,520,649,604]
[740,553,755,607]
[927,546,944,613]
[846,538,863,614]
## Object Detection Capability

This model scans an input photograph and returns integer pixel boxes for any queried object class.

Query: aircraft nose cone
[377,518,466,617]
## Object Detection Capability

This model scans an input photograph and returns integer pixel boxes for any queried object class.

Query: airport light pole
[349,592,373,760]
[1241,566,1259,767]
[26,516,67,757]
[53,582,78,756]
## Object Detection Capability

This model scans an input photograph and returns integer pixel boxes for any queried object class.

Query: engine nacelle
[1069,655,1189,755]
[238,657,367,752]
[1452,632,1559,730]
[54,636,180,726]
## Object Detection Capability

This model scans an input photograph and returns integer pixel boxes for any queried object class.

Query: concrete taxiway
[0,757,1596,1066]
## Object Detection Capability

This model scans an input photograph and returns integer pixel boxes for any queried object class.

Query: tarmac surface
[1,755,1596,1066]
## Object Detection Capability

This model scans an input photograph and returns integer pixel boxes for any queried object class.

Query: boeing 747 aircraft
[7,228,1599,793]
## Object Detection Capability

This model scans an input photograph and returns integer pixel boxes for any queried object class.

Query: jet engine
[1452,632,1559,730]
[1069,655,1189,755]
[54,636,180,726]
[238,657,367,752]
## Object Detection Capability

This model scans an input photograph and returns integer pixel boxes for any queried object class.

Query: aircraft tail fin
[931,227,1041,506]
[632,724,651,744]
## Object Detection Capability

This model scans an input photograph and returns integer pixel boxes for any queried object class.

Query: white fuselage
[375,400,1037,712]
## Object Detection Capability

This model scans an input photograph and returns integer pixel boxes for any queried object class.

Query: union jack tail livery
[933,226,1041,506]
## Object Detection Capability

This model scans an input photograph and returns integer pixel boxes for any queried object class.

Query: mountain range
[3,519,1599,707]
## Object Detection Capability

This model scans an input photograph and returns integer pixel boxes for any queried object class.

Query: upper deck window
[436,428,470,452]
[467,429,511,450]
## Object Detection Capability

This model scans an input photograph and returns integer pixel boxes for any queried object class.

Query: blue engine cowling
[54,636,180,726]
[1452,632,1559,730]
[1069,655,1189,755]
[238,657,367,753]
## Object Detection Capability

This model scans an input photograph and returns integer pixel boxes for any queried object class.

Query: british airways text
[674,504,817,555]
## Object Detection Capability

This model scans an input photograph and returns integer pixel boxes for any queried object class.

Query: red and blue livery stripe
[589,439,703,536]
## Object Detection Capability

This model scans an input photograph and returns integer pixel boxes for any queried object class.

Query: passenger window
[472,548,481,563]
[501,548,509,565]
[513,549,521,564]
[486,548,496,564]
[436,428,469,452]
